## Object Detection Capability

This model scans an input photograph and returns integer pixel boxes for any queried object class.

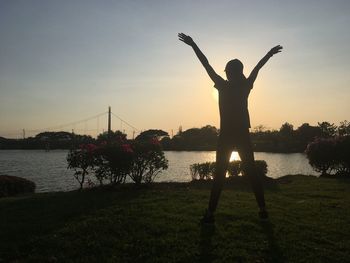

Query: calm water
[0,150,317,193]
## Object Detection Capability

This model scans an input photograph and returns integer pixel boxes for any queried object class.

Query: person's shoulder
[214,76,227,90]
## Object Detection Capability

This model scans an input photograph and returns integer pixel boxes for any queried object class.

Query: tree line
[161,121,350,152]
[1,121,349,152]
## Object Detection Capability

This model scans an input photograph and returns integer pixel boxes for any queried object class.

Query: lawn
[1,175,350,262]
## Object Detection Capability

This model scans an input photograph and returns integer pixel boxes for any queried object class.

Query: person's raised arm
[178,33,222,84]
[248,45,283,85]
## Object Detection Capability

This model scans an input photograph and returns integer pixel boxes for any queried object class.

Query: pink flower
[80,143,98,154]
[86,144,98,152]
[121,144,133,153]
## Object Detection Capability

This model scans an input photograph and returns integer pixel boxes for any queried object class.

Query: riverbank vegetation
[1,175,349,262]
[1,120,349,153]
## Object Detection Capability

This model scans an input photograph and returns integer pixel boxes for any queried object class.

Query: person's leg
[207,140,232,216]
[236,132,266,213]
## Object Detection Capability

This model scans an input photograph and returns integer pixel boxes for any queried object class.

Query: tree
[318,122,337,137]
[296,123,321,144]
[67,144,98,189]
[279,122,294,136]
[97,130,127,142]
[175,125,219,150]
[338,120,350,136]
[253,125,267,134]
[135,129,169,141]
[128,139,168,184]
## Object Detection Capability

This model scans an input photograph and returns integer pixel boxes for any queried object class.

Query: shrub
[306,136,350,176]
[96,139,134,184]
[190,162,215,180]
[227,161,241,177]
[0,175,35,197]
[333,136,350,175]
[255,160,268,176]
[128,138,168,184]
[190,163,200,180]
[190,160,268,181]
[67,137,169,189]
[67,144,97,189]
[305,137,335,175]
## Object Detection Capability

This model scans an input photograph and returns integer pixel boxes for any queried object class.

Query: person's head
[225,59,244,81]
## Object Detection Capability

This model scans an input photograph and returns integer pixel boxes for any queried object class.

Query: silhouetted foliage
[0,132,93,150]
[1,121,349,153]
[163,125,219,150]
[129,139,168,184]
[67,144,97,189]
[227,161,241,177]
[95,138,134,184]
[190,160,268,181]
[190,162,215,180]
[0,175,36,197]
[96,130,127,142]
[338,120,350,136]
[160,121,349,152]
[135,129,169,141]
[306,136,350,176]
[296,123,322,146]
[67,137,168,189]
[279,122,294,137]
[318,122,337,138]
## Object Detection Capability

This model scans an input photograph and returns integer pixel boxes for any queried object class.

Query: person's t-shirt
[214,76,253,133]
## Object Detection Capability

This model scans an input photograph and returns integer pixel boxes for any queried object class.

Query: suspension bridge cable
[26,112,108,133]
[111,112,140,132]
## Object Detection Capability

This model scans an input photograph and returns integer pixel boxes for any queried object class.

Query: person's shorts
[218,128,251,150]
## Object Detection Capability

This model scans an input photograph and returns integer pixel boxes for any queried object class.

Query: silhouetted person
[178,33,282,223]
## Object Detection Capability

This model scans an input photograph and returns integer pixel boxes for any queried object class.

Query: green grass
[1,175,350,262]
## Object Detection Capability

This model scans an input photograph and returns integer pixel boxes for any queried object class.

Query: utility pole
[22,129,25,139]
[107,106,112,143]
[108,106,112,140]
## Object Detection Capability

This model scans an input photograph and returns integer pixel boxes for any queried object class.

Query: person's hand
[178,33,194,46]
[268,45,283,56]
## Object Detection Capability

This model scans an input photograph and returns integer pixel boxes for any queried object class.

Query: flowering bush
[128,138,168,184]
[67,144,97,189]
[96,138,135,184]
[67,136,168,189]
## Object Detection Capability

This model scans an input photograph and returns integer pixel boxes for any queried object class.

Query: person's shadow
[199,220,284,262]
[259,220,285,262]
[199,224,216,263]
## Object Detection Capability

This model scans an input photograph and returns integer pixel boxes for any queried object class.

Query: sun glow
[229,151,240,161]
[212,89,218,102]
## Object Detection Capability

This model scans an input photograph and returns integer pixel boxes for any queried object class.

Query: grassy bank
[1,175,350,262]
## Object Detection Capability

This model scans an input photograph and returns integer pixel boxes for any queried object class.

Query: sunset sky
[1,0,349,138]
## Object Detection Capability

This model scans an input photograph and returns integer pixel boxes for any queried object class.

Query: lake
[0,150,317,193]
